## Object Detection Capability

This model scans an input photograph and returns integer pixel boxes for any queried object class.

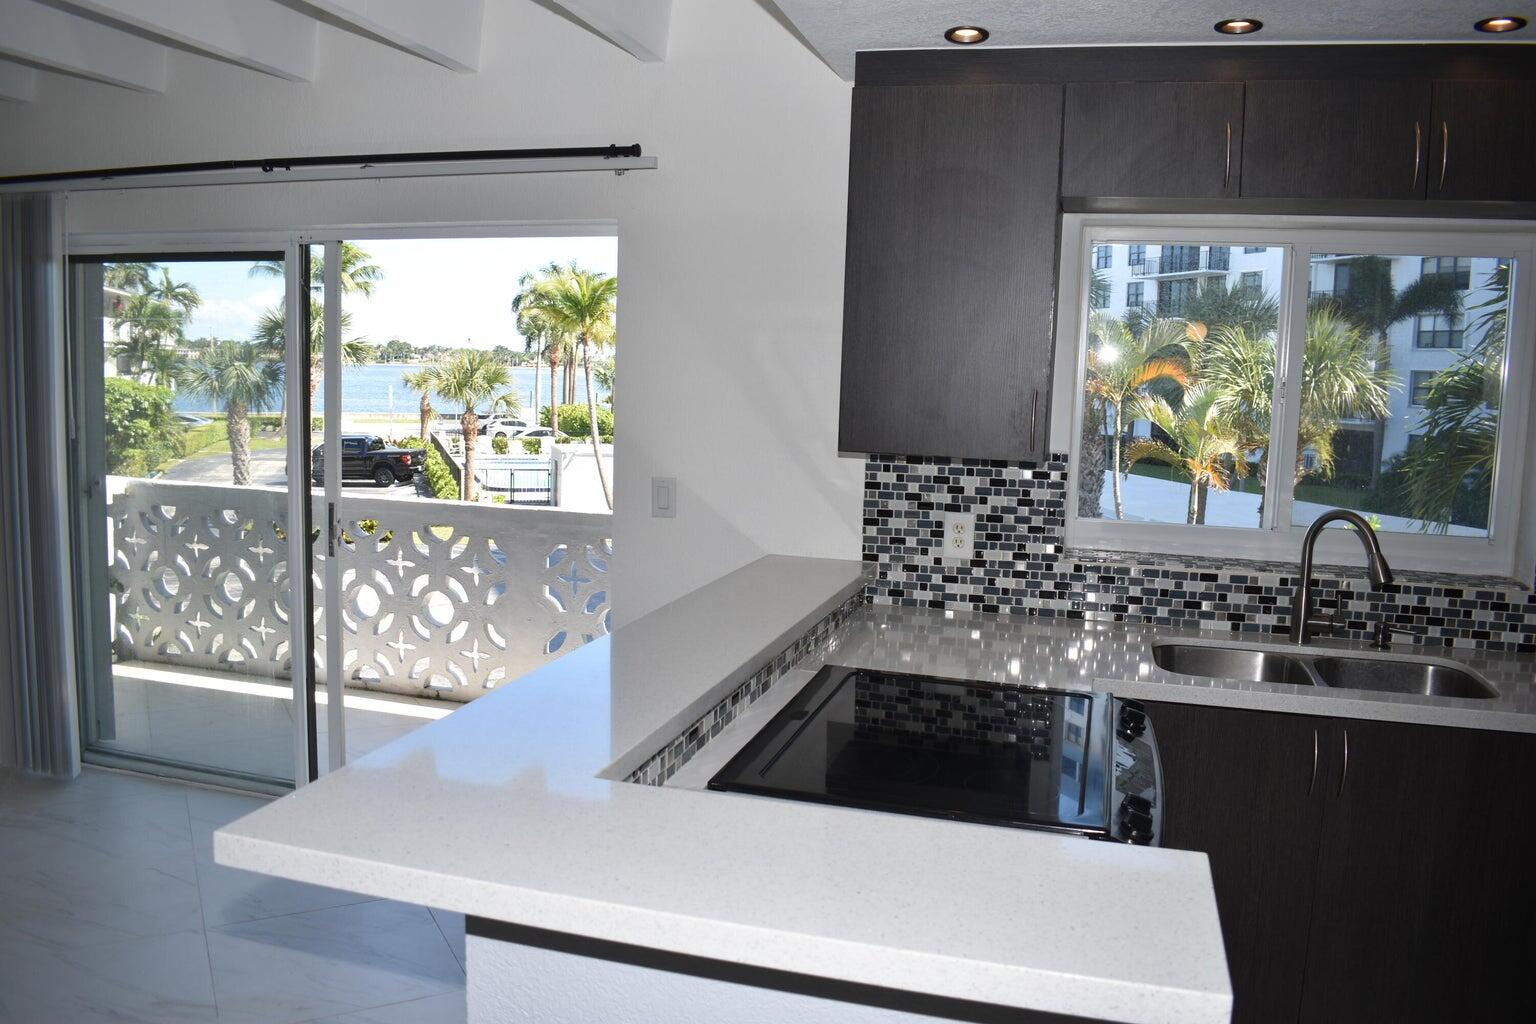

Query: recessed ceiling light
[1214,18,1264,35]
[944,26,989,45]
[1475,16,1528,32]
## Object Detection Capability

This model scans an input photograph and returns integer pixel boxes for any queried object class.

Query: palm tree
[177,342,284,486]
[401,366,441,441]
[1128,276,1280,339]
[1124,388,1248,525]
[253,300,370,425]
[250,242,383,298]
[111,292,184,382]
[431,350,512,501]
[520,264,617,509]
[1320,256,1464,358]
[511,272,562,437]
[149,268,201,320]
[143,345,184,389]
[104,262,157,293]
[1083,313,1190,520]
[1399,262,1508,531]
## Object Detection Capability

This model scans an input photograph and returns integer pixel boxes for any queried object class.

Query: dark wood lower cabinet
[1297,719,1536,1023]
[1148,701,1327,1024]
[1145,700,1536,1024]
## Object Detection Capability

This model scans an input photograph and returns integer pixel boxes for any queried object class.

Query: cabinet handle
[1439,121,1449,190]
[1028,389,1040,453]
[1412,121,1422,189]
[1223,121,1232,192]
[1307,729,1319,796]
[1336,729,1350,798]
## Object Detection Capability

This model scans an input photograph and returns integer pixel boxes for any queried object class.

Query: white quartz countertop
[216,556,1233,1024]
[831,605,1536,734]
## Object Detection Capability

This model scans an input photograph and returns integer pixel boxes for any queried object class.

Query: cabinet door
[838,84,1062,462]
[1428,80,1536,202]
[1241,80,1431,199]
[1143,701,1328,1024]
[1062,82,1243,198]
[1301,720,1536,1023]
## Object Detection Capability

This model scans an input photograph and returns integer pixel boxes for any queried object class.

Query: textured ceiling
[770,1,1536,79]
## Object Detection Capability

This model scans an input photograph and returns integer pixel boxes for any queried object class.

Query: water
[174,362,607,416]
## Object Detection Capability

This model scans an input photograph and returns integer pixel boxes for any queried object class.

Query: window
[1066,222,1528,574]
[1128,244,1146,266]
[1090,285,1108,310]
[1209,246,1231,271]
[1094,245,1112,269]
[1409,370,1435,406]
[1126,281,1144,308]
[1421,256,1472,290]
[1415,314,1464,349]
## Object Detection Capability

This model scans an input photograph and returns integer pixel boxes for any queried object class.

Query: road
[156,449,431,500]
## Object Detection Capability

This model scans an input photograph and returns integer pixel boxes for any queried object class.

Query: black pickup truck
[311,435,426,487]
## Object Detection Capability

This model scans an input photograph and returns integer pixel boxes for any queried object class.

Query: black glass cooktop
[708,665,1115,836]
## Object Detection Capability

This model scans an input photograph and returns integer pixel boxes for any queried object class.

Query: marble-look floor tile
[304,990,467,1024]
[0,765,190,818]
[206,900,464,1023]
[429,908,466,970]
[195,843,378,928]
[0,924,218,1024]
[0,782,193,869]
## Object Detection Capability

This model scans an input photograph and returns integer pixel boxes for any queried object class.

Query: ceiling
[0,0,670,104]
[769,1,1536,79]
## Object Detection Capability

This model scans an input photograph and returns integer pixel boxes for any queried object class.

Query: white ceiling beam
[53,0,318,82]
[0,0,167,92]
[294,0,484,73]
[545,0,671,62]
[0,58,37,101]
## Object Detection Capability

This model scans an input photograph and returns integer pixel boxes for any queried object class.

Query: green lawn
[181,417,287,460]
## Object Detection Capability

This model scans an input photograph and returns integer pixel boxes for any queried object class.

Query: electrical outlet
[941,511,975,564]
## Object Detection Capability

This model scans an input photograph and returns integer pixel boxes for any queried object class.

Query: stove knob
[1117,704,1147,741]
[1120,794,1152,817]
[1118,808,1154,844]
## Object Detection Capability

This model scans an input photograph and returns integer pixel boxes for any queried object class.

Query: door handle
[326,501,337,557]
[1336,729,1350,798]
[1439,121,1449,190]
[1028,388,1040,454]
[1412,121,1422,189]
[1223,121,1232,192]
[1307,728,1320,796]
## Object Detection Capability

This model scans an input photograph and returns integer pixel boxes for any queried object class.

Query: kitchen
[3,3,1535,1023]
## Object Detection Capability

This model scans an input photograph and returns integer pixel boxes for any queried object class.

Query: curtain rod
[0,144,648,192]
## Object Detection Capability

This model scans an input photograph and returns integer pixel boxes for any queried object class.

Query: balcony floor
[0,767,466,1023]
[94,662,454,782]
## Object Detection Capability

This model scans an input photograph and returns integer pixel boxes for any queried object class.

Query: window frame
[1053,214,1536,577]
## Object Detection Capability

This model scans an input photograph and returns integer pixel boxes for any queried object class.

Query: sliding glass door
[69,249,310,791]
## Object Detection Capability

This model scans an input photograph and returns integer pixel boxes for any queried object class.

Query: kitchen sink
[1309,657,1499,699]
[1151,644,1317,686]
[1150,641,1499,700]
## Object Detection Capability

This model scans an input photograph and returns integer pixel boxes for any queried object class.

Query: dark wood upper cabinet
[1428,80,1536,202]
[1298,719,1536,1023]
[839,83,1063,462]
[1241,80,1432,200]
[1062,82,1244,198]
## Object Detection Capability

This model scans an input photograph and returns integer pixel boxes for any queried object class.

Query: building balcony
[1130,249,1232,278]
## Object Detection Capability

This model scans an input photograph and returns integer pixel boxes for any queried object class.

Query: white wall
[0,0,865,624]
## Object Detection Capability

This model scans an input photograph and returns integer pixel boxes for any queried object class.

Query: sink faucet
[1289,509,1394,645]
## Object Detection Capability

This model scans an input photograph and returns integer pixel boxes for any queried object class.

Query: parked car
[311,434,426,487]
[512,426,557,440]
[480,416,530,441]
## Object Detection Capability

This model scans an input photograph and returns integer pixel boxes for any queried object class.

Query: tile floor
[0,767,466,1024]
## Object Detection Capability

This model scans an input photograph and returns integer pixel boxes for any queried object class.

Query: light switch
[652,476,677,518]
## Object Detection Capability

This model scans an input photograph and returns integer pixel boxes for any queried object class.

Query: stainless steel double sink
[1151,641,1499,699]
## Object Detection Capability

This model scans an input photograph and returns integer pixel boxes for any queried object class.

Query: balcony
[1130,248,1232,278]
[106,476,613,706]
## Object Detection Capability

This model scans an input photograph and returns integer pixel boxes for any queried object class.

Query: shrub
[423,446,459,501]
[103,378,184,475]
[539,403,613,440]
[491,435,509,455]
[521,437,543,455]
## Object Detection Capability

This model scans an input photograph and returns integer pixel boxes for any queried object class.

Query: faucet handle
[1307,608,1345,637]
[1371,621,1425,650]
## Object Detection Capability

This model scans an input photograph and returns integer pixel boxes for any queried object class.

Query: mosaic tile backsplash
[864,453,1536,653]
[628,591,866,786]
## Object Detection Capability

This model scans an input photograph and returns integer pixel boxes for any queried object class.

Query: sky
[156,235,619,348]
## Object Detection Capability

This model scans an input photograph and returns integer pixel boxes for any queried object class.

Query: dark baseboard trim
[465,917,1103,1024]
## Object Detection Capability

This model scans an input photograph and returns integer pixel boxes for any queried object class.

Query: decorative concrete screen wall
[108,478,613,702]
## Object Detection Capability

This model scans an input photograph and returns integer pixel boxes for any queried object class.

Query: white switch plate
[651,477,677,518]
[941,511,975,564]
